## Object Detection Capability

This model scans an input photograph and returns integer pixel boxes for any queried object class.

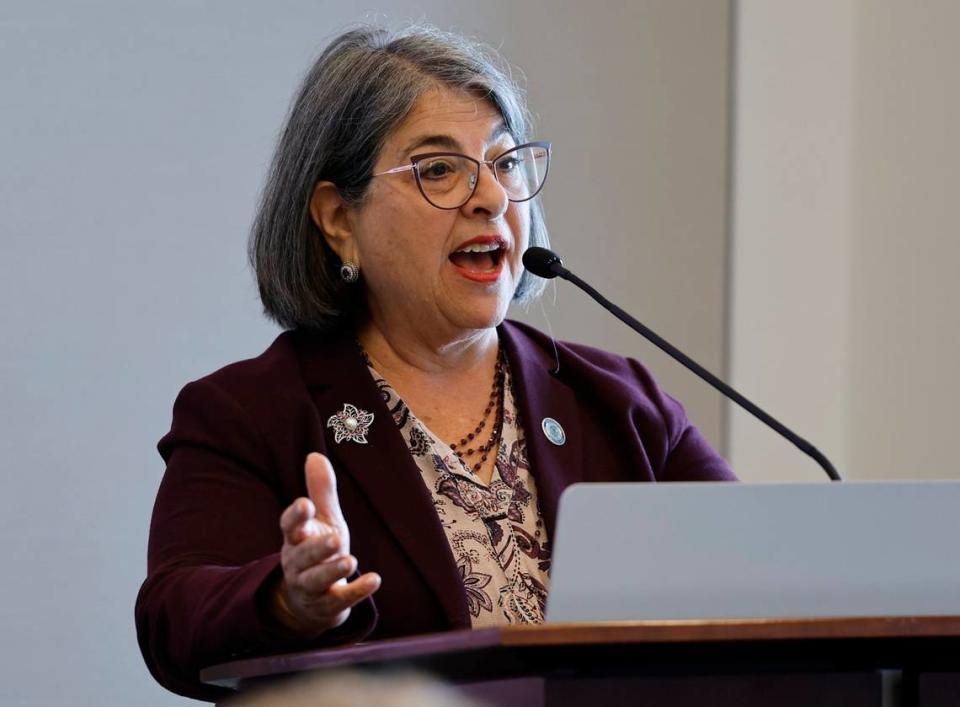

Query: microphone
[522,246,568,279]
[522,246,842,482]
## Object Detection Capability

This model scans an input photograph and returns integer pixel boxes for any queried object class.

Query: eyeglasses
[371,141,551,210]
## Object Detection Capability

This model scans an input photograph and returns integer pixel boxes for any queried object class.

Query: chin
[447,277,517,331]
[457,301,509,332]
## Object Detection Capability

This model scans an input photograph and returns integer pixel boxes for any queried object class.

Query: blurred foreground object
[224,669,484,707]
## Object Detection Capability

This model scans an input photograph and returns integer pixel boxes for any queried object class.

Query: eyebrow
[400,123,512,157]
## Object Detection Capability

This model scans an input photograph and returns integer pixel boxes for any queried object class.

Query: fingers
[298,553,356,593]
[274,452,378,635]
[328,571,382,606]
[305,453,346,530]
[280,497,335,545]
[299,570,382,617]
[281,556,382,633]
[280,497,311,541]
[285,531,343,576]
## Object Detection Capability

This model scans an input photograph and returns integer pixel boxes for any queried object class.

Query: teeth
[456,242,500,254]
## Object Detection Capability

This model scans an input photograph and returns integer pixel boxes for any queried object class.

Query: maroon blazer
[135,320,735,700]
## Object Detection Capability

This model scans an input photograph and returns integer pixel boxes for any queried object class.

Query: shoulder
[184,330,304,405]
[501,319,664,401]
[501,318,689,451]
[179,327,344,409]
[502,319,735,481]
[159,328,342,462]
[501,319,620,364]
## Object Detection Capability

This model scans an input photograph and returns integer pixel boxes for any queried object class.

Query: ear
[309,181,358,264]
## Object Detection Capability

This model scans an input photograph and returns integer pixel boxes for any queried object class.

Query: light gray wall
[510,0,732,452]
[850,1,960,479]
[0,1,731,704]
[729,0,855,481]
[730,0,960,482]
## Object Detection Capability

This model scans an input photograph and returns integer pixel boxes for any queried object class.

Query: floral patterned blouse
[367,359,551,627]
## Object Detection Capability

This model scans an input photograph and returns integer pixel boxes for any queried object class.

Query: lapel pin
[541,417,566,446]
[327,403,374,444]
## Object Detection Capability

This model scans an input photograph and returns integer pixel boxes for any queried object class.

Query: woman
[136,24,735,701]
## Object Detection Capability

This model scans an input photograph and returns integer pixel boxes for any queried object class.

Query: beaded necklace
[359,344,506,477]
[449,347,506,475]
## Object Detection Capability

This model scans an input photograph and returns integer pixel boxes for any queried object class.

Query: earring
[340,261,360,283]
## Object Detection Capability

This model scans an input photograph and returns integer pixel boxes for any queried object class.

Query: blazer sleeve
[135,378,375,701]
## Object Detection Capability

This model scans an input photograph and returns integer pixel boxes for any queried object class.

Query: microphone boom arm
[555,263,842,482]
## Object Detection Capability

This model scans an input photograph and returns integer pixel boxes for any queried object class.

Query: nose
[461,162,509,219]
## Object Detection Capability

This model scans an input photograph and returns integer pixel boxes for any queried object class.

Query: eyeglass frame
[370,140,552,210]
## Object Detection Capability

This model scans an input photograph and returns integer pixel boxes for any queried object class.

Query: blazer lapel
[500,322,584,542]
[294,330,469,628]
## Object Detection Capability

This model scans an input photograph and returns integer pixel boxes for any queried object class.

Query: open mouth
[448,240,505,273]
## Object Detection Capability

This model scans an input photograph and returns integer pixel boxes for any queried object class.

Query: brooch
[327,404,374,444]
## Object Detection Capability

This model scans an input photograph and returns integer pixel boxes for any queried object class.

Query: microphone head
[522,246,565,279]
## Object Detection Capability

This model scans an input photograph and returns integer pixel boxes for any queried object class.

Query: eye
[496,155,521,173]
[418,158,459,180]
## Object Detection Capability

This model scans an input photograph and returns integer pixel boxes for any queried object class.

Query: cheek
[355,190,419,251]
[356,202,454,278]
[508,204,532,254]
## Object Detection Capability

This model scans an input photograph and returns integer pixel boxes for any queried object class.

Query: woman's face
[345,86,531,342]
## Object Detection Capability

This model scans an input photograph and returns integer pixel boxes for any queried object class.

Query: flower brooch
[327,403,374,444]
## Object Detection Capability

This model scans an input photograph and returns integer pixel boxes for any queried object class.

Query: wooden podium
[202,616,960,706]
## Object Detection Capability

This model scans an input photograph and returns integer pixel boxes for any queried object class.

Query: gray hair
[249,24,550,331]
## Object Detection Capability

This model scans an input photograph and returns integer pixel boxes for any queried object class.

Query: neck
[356,317,500,379]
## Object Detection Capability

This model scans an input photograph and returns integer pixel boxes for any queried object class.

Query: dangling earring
[340,261,360,283]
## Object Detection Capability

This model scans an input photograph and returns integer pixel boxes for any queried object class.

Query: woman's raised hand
[273,452,381,636]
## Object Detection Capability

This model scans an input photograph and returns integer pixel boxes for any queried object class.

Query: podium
[201,617,960,706]
[202,482,960,705]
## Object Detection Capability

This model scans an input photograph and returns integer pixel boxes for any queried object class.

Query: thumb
[305,452,348,535]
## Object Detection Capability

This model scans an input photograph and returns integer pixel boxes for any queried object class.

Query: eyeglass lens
[414,144,549,209]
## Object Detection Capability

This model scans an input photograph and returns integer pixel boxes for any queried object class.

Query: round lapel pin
[541,417,566,446]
